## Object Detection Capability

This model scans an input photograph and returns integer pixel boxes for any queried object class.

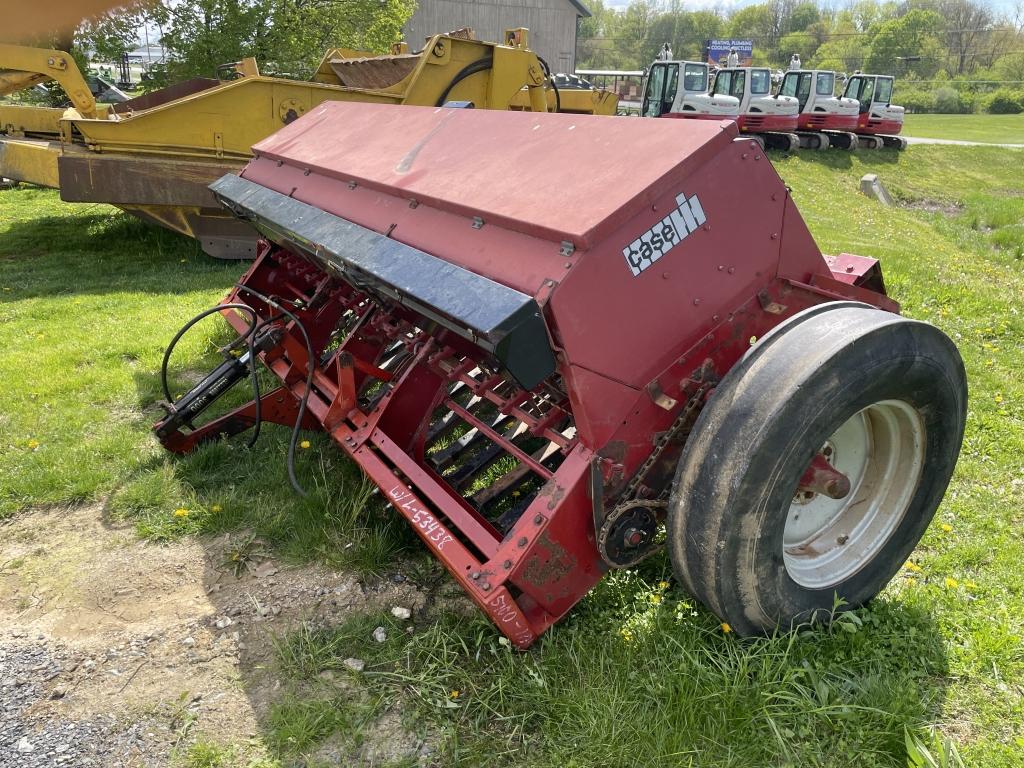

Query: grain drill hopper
[154,103,966,646]
[0,30,616,258]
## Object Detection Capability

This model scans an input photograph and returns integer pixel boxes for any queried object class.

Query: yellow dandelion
[173,508,190,518]
[619,627,633,642]
[906,577,918,586]
[945,577,959,589]
[511,490,521,497]
[299,439,311,449]
[995,394,1004,404]
[211,504,222,513]
[905,561,922,573]
[657,580,670,590]
[721,622,732,634]
[940,523,953,532]
[449,690,460,698]
[26,439,39,450]
[986,360,995,367]
[649,594,663,605]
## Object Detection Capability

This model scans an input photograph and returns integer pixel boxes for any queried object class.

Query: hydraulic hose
[161,303,264,448]
[233,285,316,498]
[537,56,561,114]
[435,56,493,107]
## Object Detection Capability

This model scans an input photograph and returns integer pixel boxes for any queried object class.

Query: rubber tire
[667,302,967,635]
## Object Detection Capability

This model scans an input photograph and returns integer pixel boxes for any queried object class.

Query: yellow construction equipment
[0,29,618,257]
[0,44,101,118]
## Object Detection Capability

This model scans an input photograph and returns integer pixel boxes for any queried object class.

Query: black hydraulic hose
[161,303,256,402]
[161,303,264,448]
[434,56,493,107]
[537,56,561,113]
[234,285,316,498]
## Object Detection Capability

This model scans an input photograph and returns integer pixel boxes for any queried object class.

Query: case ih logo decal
[622,193,706,277]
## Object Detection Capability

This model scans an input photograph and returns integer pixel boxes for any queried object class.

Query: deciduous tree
[76,0,414,82]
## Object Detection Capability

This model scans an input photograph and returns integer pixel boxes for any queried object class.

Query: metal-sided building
[402,0,591,74]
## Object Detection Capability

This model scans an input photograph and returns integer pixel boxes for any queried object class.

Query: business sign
[705,39,753,67]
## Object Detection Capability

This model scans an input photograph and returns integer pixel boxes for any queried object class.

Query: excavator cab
[712,68,746,102]
[713,67,798,149]
[842,74,905,146]
[779,70,811,109]
[642,61,680,117]
[779,70,835,112]
[776,69,860,148]
[844,74,892,113]
[642,61,735,119]
[714,67,789,113]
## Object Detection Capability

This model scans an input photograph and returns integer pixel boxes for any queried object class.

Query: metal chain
[621,382,713,505]
[597,383,712,568]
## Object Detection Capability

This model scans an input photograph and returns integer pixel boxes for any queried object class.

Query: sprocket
[597,500,663,568]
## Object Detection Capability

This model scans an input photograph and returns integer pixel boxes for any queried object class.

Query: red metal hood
[243,101,737,251]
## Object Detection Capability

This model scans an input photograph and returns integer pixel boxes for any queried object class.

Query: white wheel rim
[783,400,925,589]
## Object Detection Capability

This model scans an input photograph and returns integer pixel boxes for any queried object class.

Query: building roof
[568,0,592,18]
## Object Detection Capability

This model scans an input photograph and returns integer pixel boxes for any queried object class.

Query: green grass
[179,741,236,768]
[0,193,413,569]
[902,114,1024,144]
[273,596,960,767]
[3,144,1024,766]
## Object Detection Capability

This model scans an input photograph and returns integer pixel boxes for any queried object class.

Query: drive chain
[597,383,712,568]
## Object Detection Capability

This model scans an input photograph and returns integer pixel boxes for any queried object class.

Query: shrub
[898,88,936,113]
[934,86,972,114]
[985,89,1024,114]
[896,86,980,114]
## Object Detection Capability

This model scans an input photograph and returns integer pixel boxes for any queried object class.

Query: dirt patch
[900,198,964,216]
[311,707,433,766]
[0,503,430,765]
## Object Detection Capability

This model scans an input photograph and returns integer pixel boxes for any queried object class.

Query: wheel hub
[795,447,851,500]
[783,400,926,589]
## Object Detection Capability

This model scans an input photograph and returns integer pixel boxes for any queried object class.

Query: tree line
[579,0,1024,79]
[23,0,1024,114]
[75,0,416,83]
